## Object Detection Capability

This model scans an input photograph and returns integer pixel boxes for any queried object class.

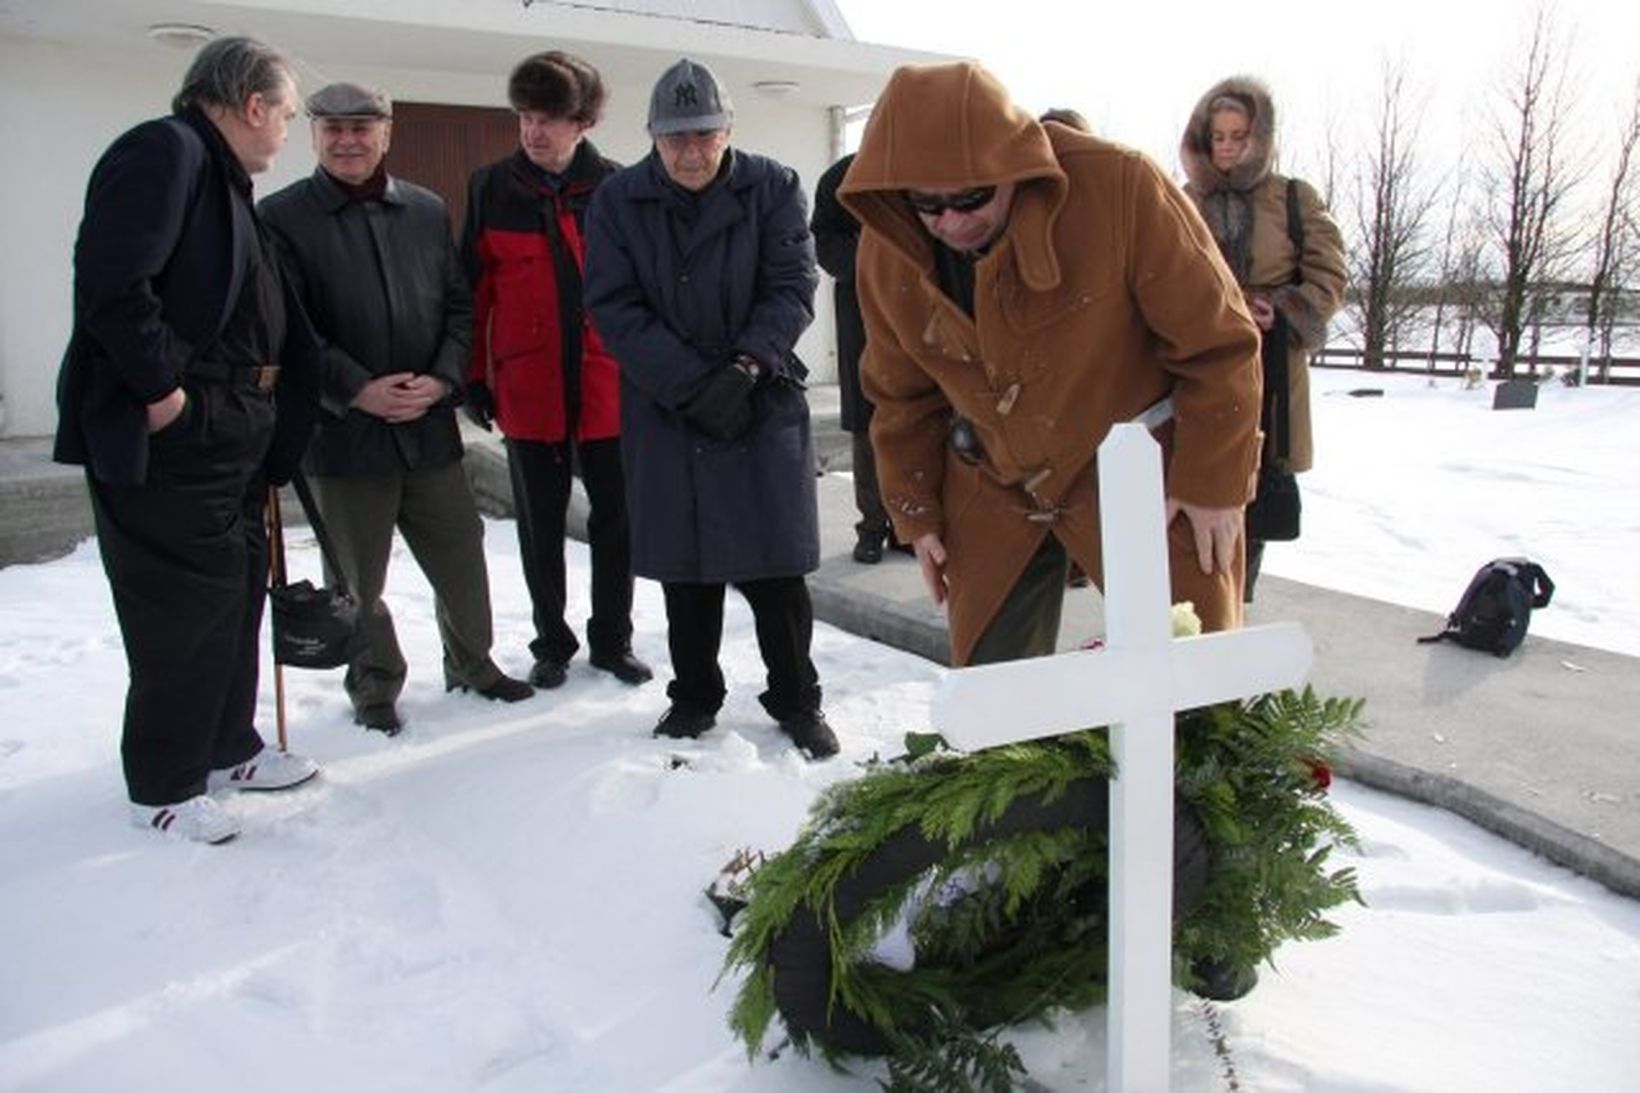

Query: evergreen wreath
[719,686,1364,1083]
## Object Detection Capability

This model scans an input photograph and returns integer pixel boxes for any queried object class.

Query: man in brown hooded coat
[841,62,1263,666]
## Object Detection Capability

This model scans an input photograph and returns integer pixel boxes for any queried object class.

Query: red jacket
[461,144,621,442]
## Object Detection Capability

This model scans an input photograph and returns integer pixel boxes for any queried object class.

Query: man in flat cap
[260,80,532,736]
[585,58,837,760]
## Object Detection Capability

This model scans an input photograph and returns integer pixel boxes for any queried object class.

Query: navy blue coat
[585,149,820,583]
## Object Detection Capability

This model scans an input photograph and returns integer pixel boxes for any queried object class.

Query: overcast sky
[834,0,1639,204]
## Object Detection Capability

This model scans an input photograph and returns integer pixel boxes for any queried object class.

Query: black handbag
[1246,180,1306,544]
[1246,467,1301,542]
[268,472,365,669]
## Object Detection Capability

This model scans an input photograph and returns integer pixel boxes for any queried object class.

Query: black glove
[462,380,495,432]
[683,363,756,441]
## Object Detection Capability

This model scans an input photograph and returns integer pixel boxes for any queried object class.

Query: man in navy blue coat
[55,37,323,843]
[585,58,837,760]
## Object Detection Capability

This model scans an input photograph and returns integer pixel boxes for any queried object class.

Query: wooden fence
[1311,347,1640,385]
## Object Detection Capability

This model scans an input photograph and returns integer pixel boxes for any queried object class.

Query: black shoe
[1190,956,1259,1001]
[590,649,654,685]
[353,703,403,736]
[448,674,535,703]
[852,532,885,564]
[528,658,569,689]
[654,706,716,739]
[779,710,839,760]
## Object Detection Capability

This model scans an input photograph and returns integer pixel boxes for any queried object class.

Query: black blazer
[810,153,870,433]
[54,108,317,485]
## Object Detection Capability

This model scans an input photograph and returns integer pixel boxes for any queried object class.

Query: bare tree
[1426,158,1471,371]
[1583,79,1640,382]
[1483,7,1581,378]
[1349,60,1438,370]
[1289,105,1347,359]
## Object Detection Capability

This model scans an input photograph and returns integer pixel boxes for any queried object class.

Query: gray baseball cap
[647,58,732,135]
[306,81,392,119]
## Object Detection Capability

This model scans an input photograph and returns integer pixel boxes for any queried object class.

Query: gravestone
[1493,378,1539,410]
[932,423,1313,1092]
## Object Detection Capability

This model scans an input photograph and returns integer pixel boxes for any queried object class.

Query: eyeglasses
[905,186,997,217]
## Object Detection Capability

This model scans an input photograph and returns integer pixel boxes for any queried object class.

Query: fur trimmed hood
[1180,75,1276,195]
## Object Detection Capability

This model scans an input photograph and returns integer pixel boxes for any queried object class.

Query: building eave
[0,0,941,109]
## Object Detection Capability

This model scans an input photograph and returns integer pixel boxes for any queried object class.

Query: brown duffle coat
[840,62,1262,665]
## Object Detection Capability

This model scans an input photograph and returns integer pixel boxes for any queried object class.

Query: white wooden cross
[931,423,1314,1092]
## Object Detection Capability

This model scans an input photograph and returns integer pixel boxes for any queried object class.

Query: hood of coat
[1180,74,1276,196]
[838,61,1068,292]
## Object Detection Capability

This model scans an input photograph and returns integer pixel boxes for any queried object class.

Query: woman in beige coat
[1181,75,1346,599]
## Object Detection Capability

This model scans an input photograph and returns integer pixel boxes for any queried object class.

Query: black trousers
[850,430,890,541]
[1243,536,1266,603]
[310,462,502,709]
[504,436,635,664]
[662,577,821,722]
[89,383,274,806]
[969,535,1070,666]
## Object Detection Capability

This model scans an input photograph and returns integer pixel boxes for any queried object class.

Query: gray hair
[171,36,293,114]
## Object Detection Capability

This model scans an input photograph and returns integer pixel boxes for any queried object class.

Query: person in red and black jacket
[460,51,651,690]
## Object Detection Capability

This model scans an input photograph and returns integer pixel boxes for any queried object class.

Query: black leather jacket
[260,168,471,476]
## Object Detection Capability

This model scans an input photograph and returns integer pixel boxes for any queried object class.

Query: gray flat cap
[647,58,732,135]
[306,81,392,119]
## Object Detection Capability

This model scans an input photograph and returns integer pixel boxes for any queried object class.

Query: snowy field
[1267,369,1640,657]
[1,369,1638,1090]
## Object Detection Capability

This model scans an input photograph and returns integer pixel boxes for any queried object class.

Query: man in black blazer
[55,36,323,844]
[812,151,898,565]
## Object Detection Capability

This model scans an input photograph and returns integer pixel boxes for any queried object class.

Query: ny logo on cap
[675,83,698,108]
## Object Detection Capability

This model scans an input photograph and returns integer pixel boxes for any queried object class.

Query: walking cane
[265,485,290,753]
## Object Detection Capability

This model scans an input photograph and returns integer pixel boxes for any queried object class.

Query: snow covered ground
[1,370,1637,1090]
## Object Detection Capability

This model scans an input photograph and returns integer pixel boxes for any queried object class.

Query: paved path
[797,387,1640,900]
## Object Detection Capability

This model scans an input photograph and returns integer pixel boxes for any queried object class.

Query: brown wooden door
[387,102,518,237]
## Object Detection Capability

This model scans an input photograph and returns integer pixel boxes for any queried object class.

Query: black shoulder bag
[268,471,365,669]
[1245,180,1305,543]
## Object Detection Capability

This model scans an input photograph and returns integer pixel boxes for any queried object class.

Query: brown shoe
[590,648,654,685]
[528,658,569,689]
[448,674,534,703]
[654,706,715,739]
[779,710,839,760]
[354,703,403,735]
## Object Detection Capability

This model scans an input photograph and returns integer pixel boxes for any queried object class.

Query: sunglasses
[905,186,997,217]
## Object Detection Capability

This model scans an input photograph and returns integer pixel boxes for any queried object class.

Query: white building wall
[0,35,840,439]
[0,37,180,439]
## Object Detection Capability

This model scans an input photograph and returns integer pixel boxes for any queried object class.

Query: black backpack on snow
[1418,558,1554,657]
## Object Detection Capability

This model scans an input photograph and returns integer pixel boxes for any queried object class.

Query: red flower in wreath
[1304,758,1333,792]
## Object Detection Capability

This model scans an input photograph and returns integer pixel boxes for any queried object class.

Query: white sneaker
[130,795,241,844]
[207,746,320,793]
